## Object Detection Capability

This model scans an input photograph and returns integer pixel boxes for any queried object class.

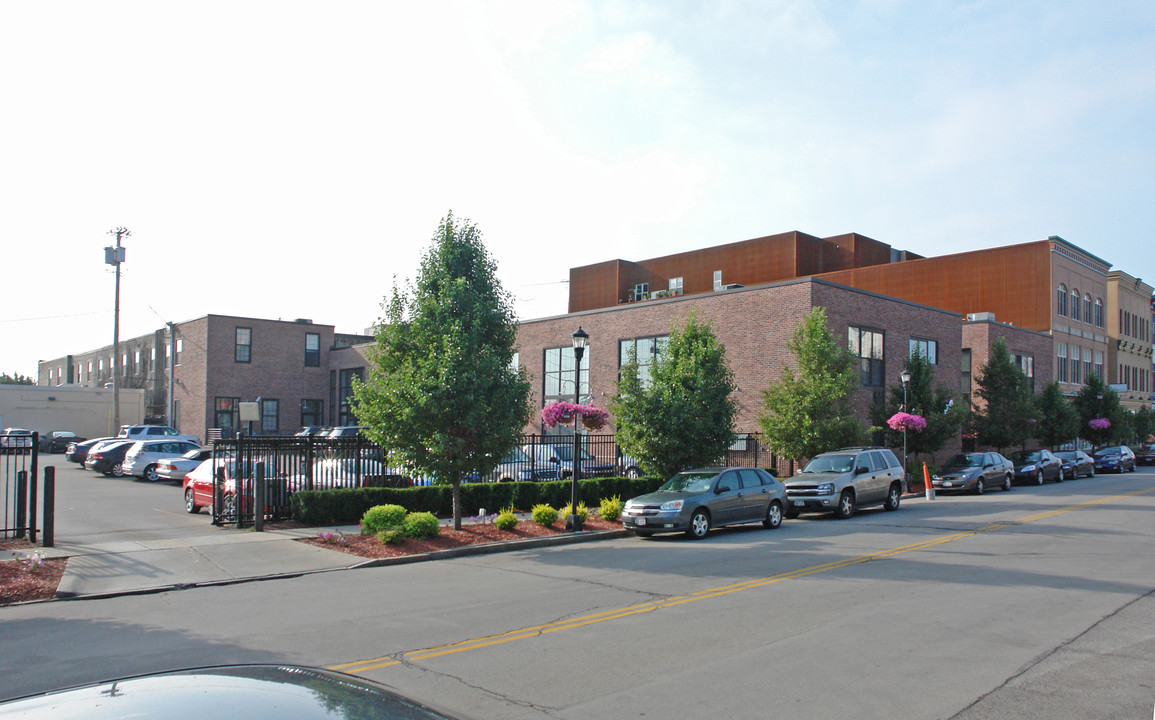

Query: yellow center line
[332,486,1155,675]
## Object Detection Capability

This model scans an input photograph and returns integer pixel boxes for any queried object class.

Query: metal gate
[1,432,39,540]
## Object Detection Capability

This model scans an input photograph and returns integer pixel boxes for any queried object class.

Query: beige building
[1106,271,1154,411]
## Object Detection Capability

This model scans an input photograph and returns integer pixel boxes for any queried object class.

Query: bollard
[42,467,54,547]
[15,470,28,539]
[923,462,935,501]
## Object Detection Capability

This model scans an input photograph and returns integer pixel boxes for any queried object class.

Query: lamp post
[900,368,912,491]
[568,326,589,532]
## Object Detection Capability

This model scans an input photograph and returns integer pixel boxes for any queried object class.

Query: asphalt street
[2,463,1154,719]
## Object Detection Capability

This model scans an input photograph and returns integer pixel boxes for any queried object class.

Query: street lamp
[568,326,589,532]
[900,368,912,491]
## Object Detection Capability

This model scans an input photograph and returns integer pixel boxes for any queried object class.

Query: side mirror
[855,466,870,475]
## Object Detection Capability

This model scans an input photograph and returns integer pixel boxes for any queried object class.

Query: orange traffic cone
[923,462,935,501]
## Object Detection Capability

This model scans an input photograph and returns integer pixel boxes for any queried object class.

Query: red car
[182,457,280,519]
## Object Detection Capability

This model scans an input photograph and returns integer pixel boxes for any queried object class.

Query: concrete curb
[47,528,629,604]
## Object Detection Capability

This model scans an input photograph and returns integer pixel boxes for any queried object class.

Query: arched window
[1070,288,1080,321]
[1057,284,1068,316]
[1094,297,1104,327]
[1083,293,1092,324]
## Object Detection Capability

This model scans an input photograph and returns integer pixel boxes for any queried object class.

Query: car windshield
[550,446,593,462]
[1008,451,1042,463]
[1055,452,1078,461]
[182,449,204,459]
[800,454,855,474]
[1095,448,1120,457]
[659,472,719,493]
[942,454,984,470]
[502,447,531,463]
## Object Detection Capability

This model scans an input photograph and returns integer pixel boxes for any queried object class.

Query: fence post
[15,470,27,539]
[29,463,39,543]
[42,466,54,547]
[254,461,265,532]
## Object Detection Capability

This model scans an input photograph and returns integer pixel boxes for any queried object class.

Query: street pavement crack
[396,655,564,716]
[452,559,676,601]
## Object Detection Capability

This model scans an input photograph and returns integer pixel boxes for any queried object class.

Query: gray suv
[783,447,905,519]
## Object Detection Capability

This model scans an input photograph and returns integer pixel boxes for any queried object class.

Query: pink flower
[1089,418,1111,430]
[887,412,927,433]
[542,401,609,430]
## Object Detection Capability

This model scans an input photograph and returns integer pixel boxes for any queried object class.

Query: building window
[305,332,320,367]
[1069,346,1081,385]
[261,399,279,434]
[1057,343,1068,383]
[175,339,183,365]
[235,327,252,363]
[543,346,590,407]
[1070,289,1081,321]
[215,397,239,437]
[338,368,363,426]
[1013,352,1035,391]
[1094,350,1104,379]
[960,348,972,407]
[511,352,519,371]
[713,270,723,292]
[630,283,649,301]
[619,335,669,388]
[301,399,323,428]
[909,338,938,365]
[669,277,683,296]
[1095,298,1104,328]
[150,347,156,371]
[1057,284,1068,316]
[849,327,885,388]
[1083,294,1092,324]
[1082,349,1092,385]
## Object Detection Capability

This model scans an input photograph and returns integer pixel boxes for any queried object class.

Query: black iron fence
[1,432,39,540]
[211,431,774,527]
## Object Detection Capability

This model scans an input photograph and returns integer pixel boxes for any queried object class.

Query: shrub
[360,504,408,535]
[403,511,440,539]
[599,495,623,522]
[493,506,519,531]
[559,501,589,523]
[531,504,559,527]
[377,527,406,545]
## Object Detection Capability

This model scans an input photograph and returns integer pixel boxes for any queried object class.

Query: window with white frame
[1083,293,1092,324]
[1057,284,1068,316]
[619,335,669,388]
[543,346,590,407]
[1094,350,1104,379]
[1057,343,1068,383]
[669,277,683,296]
[235,327,252,363]
[1095,297,1104,327]
[1070,289,1081,321]
[849,326,885,389]
[713,270,723,291]
[909,338,938,365]
[1070,346,1080,384]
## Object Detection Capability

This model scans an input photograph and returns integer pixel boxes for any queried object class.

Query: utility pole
[166,321,176,428]
[105,227,130,433]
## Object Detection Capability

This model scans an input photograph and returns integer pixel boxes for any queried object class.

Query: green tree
[758,307,864,463]
[1033,381,1079,449]
[872,351,966,466]
[352,213,531,529]
[1072,374,1126,448]
[970,338,1034,453]
[0,373,33,385]
[1133,406,1155,444]
[611,312,737,478]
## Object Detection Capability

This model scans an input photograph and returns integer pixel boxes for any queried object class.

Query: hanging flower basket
[542,401,609,431]
[1088,418,1111,431]
[887,412,927,433]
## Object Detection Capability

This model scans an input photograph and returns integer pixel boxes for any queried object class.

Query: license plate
[793,500,804,507]
[635,517,646,526]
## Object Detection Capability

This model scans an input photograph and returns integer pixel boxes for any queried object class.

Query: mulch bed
[0,540,66,605]
[299,515,623,559]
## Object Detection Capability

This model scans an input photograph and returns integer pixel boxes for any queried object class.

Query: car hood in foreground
[0,665,465,719]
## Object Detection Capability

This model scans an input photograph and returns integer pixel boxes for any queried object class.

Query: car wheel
[974,478,985,495]
[1088,465,1095,478]
[686,509,711,539]
[632,530,654,538]
[1056,467,1064,482]
[184,489,201,514]
[111,462,126,477]
[1003,474,1013,492]
[144,464,160,482]
[625,467,640,479]
[883,483,901,511]
[1035,470,1044,485]
[763,501,783,529]
[835,490,855,519]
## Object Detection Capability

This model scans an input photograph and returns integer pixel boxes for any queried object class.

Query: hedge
[291,476,667,525]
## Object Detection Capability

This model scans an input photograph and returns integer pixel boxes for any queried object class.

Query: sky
[2,0,1153,378]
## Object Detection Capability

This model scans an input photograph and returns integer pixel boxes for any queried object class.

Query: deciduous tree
[970,338,1033,453]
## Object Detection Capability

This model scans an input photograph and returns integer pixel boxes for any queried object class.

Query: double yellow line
[332,486,1154,675]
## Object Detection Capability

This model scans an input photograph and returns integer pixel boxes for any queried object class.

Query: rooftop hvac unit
[966,312,996,322]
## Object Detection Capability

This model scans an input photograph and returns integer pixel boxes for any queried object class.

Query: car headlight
[1021,464,1036,472]
[659,499,684,512]
[817,483,835,494]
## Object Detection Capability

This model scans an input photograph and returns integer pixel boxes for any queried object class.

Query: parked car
[618,455,643,479]
[66,437,114,465]
[117,424,200,445]
[931,452,1014,494]
[782,447,905,519]
[1131,443,1155,466]
[123,439,203,481]
[155,447,215,481]
[295,426,326,436]
[522,443,617,479]
[286,458,410,491]
[39,431,85,453]
[622,467,785,539]
[0,428,34,453]
[467,447,561,482]
[1008,449,1064,484]
[1093,446,1136,474]
[84,440,135,476]
[1055,450,1095,479]
[182,457,243,516]
[326,426,366,438]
